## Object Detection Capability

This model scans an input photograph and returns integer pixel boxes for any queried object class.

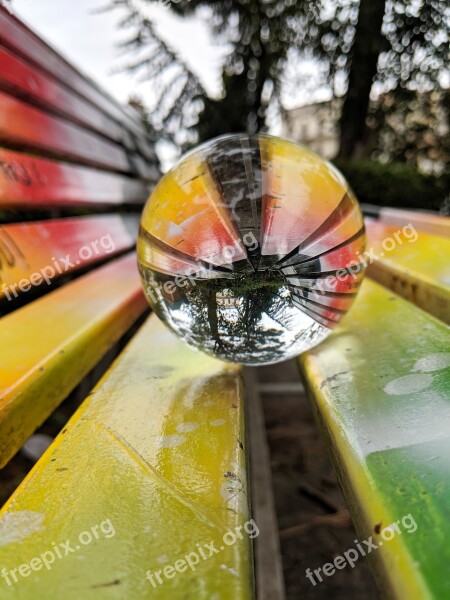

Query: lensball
[138,133,366,366]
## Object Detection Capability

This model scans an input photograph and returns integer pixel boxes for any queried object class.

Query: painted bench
[1,7,449,600]
[299,209,450,598]
[0,7,256,600]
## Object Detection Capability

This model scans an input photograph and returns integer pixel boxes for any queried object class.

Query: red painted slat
[0,215,136,301]
[0,91,133,172]
[0,45,133,147]
[0,148,150,208]
[0,8,144,139]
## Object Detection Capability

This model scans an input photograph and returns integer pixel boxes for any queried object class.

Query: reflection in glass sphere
[138,134,366,365]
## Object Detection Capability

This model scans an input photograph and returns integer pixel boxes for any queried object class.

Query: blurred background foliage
[104,0,449,211]
[335,159,449,211]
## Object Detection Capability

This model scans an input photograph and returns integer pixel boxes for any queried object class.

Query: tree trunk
[338,0,387,159]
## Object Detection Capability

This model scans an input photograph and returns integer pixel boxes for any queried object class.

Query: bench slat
[379,208,450,238]
[0,8,150,148]
[366,221,450,323]
[0,316,254,600]
[0,45,132,148]
[299,279,450,599]
[0,215,136,302]
[0,91,137,173]
[0,253,147,467]
[0,148,150,208]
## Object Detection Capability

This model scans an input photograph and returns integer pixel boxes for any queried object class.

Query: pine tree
[106,0,449,161]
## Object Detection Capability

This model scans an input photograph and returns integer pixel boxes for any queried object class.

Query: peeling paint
[0,511,45,546]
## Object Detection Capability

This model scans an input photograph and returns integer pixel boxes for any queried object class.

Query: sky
[12,0,226,104]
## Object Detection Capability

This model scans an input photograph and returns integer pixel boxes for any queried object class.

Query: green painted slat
[299,279,450,599]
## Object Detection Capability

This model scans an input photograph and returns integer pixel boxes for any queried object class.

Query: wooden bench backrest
[0,7,159,211]
[0,5,159,463]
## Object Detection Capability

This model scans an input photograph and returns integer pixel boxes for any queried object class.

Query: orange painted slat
[140,151,249,267]
[379,208,450,238]
[0,215,136,302]
[0,91,132,172]
[366,221,450,323]
[0,252,147,467]
[259,136,353,257]
[0,148,150,208]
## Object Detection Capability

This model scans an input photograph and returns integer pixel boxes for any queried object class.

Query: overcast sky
[13,0,226,103]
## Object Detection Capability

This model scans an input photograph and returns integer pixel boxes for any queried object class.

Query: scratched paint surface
[0,216,134,300]
[366,221,450,323]
[299,279,450,599]
[0,253,146,467]
[0,317,253,600]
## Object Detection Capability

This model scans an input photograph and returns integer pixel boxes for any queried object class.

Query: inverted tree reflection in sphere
[138,134,366,365]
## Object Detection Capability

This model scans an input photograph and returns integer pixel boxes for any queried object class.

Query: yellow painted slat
[0,316,254,600]
[0,253,147,467]
[366,221,450,323]
[299,279,450,599]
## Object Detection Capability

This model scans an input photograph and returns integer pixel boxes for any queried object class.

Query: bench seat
[0,253,147,467]
[299,278,450,599]
[0,317,252,600]
[366,221,450,323]
[377,207,450,238]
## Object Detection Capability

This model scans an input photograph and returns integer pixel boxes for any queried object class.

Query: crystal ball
[138,134,366,365]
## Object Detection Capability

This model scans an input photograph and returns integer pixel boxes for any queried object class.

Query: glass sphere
[138,134,366,366]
